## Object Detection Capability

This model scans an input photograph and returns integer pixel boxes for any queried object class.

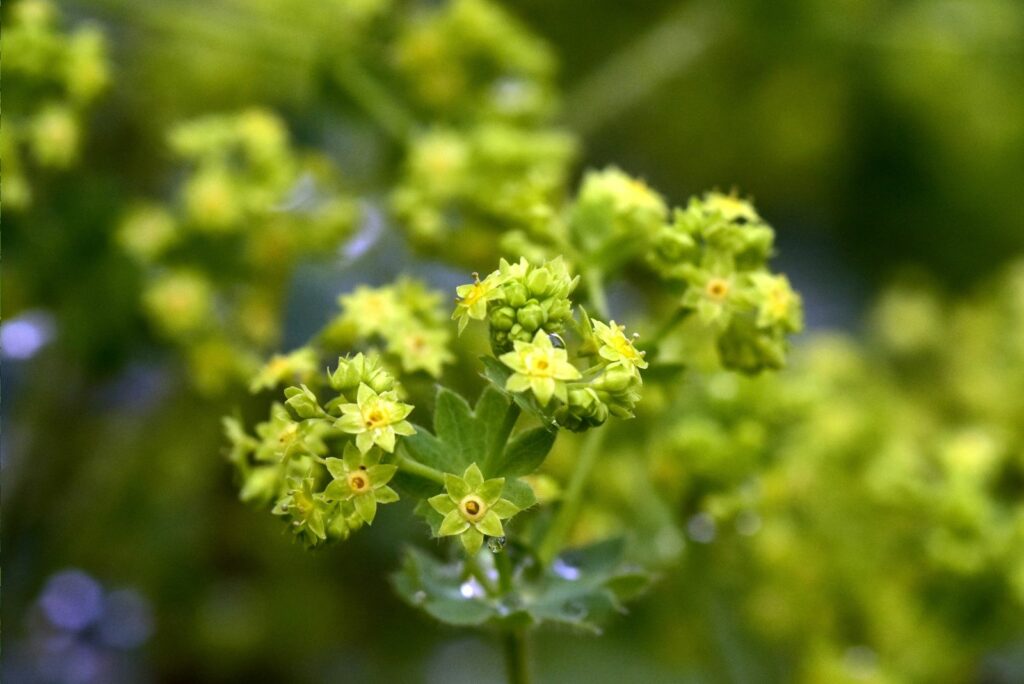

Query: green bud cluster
[119,109,359,394]
[226,353,412,548]
[457,260,647,431]
[649,192,804,373]
[2,0,109,209]
[392,123,575,245]
[567,167,669,271]
[454,257,579,354]
[392,0,558,121]
[322,279,454,379]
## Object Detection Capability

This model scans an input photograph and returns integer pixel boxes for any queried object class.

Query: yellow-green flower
[500,330,581,406]
[338,285,401,337]
[428,464,520,555]
[386,324,452,378]
[750,273,803,332]
[701,190,760,223]
[452,271,503,334]
[323,444,399,525]
[336,383,415,453]
[592,319,648,370]
[250,347,319,392]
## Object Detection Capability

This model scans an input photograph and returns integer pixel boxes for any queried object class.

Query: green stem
[334,58,417,142]
[394,452,446,485]
[537,428,607,565]
[503,629,531,684]
[584,268,609,319]
[642,306,693,358]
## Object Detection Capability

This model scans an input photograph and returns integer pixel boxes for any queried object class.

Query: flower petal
[477,478,505,506]
[325,457,347,479]
[490,498,520,519]
[460,527,484,555]
[354,492,377,525]
[428,493,456,514]
[375,486,399,504]
[439,510,470,536]
[444,473,471,502]
[367,464,397,486]
[463,463,484,489]
[475,511,504,537]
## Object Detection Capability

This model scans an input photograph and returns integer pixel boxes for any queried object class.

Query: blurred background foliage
[3,0,1024,682]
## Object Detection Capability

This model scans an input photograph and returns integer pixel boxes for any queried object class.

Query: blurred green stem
[503,630,531,684]
[643,306,693,358]
[334,58,416,142]
[584,268,609,319]
[395,452,446,485]
[537,428,607,565]
[565,1,719,135]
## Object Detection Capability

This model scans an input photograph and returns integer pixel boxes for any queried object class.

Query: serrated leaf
[434,387,485,473]
[413,498,445,536]
[490,427,556,477]
[400,425,457,473]
[502,478,538,510]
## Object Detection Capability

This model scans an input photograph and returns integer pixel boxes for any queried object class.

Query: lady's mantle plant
[226,169,802,681]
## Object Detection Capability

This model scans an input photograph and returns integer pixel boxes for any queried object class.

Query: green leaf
[413,499,445,536]
[400,425,455,473]
[502,478,538,511]
[491,426,556,477]
[434,387,485,473]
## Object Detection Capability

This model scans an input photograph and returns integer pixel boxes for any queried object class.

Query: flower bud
[516,302,545,331]
[284,385,321,419]
[596,366,635,393]
[367,369,396,394]
[329,358,362,392]
[526,267,551,297]
[491,306,516,331]
[505,281,528,308]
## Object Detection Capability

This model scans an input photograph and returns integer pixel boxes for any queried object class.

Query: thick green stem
[503,630,531,684]
[394,453,446,485]
[537,428,607,565]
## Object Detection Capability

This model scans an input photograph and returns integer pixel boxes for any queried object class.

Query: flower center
[706,278,730,301]
[364,408,385,428]
[459,494,487,522]
[347,471,370,493]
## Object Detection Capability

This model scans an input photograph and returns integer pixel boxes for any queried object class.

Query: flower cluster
[2,0,108,209]
[453,257,579,353]
[321,279,454,379]
[392,123,575,245]
[225,354,412,547]
[567,167,669,271]
[119,109,359,394]
[392,0,558,121]
[649,192,804,373]
[456,259,647,431]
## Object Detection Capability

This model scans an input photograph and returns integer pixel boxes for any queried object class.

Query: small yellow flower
[500,330,582,406]
[751,273,803,331]
[336,383,415,453]
[592,319,648,370]
[452,271,502,334]
[702,191,760,223]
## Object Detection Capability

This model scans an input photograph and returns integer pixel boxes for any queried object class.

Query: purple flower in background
[1,311,56,361]
[6,568,154,684]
